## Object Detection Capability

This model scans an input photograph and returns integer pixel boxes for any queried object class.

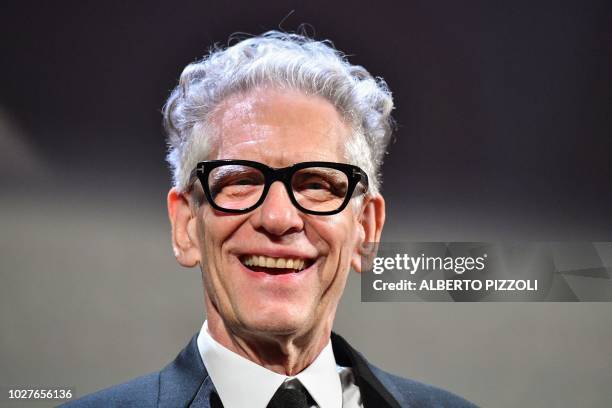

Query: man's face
[192,87,365,338]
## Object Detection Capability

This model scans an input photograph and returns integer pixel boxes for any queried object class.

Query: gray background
[2,0,612,407]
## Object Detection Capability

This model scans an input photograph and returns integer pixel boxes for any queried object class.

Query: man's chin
[237,310,313,338]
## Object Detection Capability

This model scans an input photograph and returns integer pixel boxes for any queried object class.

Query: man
[65,32,476,407]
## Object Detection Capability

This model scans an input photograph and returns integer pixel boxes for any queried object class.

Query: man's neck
[206,307,333,376]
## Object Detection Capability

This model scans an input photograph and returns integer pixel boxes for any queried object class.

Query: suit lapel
[158,335,219,408]
[190,376,223,408]
[331,332,402,408]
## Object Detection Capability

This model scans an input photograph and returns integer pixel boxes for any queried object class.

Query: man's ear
[167,188,201,267]
[351,193,385,273]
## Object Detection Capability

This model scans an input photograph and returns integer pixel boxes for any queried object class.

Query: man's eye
[303,181,328,190]
[231,177,259,186]
[298,178,333,191]
[210,174,262,196]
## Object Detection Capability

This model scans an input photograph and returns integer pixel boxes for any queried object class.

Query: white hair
[163,31,394,196]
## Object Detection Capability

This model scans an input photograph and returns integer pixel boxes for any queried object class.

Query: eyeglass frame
[187,159,369,215]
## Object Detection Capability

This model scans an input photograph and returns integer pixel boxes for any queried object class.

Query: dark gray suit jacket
[62,333,477,407]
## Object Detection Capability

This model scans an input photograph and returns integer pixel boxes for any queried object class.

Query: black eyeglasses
[188,160,369,215]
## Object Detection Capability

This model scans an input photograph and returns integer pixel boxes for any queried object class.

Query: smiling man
[65,32,475,408]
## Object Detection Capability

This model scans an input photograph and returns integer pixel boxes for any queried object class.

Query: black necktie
[267,378,312,408]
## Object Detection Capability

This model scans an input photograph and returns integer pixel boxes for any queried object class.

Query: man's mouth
[240,255,313,274]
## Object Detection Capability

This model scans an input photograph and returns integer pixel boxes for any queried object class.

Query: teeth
[241,255,309,271]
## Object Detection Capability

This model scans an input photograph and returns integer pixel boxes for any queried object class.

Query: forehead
[209,87,351,166]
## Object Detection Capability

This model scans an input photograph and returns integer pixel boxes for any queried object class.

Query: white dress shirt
[197,321,363,408]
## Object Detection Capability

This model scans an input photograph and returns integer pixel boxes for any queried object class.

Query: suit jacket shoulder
[61,335,212,408]
[60,371,159,407]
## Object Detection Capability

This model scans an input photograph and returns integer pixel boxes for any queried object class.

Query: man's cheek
[310,217,353,244]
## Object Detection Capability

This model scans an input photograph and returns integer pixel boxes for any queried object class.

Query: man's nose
[251,181,304,236]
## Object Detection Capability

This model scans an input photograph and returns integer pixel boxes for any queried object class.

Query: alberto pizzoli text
[373,279,538,292]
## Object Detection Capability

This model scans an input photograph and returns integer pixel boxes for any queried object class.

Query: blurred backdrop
[1,1,611,407]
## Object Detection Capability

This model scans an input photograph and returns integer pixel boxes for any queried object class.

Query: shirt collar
[197,321,343,408]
